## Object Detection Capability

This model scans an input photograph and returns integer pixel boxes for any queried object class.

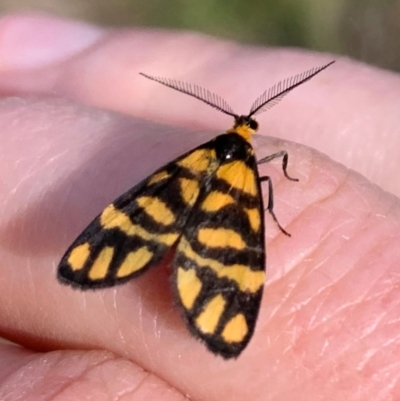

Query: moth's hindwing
[57,143,218,288]
[172,134,265,358]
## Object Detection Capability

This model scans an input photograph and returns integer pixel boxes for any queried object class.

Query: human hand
[0,13,399,401]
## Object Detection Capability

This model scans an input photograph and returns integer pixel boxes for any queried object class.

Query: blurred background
[0,0,399,72]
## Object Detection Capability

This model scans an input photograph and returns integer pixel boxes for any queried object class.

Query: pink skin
[0,13,400,401]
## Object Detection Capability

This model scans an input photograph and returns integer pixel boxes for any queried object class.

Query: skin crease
[0,12,400,401]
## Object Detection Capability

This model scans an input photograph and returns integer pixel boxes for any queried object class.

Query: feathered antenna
[139,73,237,118]
[248,61,335,117]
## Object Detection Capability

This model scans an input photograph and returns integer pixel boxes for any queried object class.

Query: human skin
[0,13,399,401]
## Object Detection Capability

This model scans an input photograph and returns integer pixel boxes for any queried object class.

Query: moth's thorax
[214,132,254,164]
[227,115,259,142]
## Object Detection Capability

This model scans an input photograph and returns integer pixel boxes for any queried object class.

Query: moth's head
[229,115,259,141]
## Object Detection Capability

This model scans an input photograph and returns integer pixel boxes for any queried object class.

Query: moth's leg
[258,150,298,182]
[259,176,291,237]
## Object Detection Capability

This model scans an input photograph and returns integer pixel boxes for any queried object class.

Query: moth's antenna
[248,61,335,117]
[140,73,237,118]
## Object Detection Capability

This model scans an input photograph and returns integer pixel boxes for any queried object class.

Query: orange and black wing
[57,144,219,289]
[172,138,265,358]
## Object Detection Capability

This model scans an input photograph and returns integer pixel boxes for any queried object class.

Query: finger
[1,97,399,400]
[0,343,183,400]
[0,15,399,196]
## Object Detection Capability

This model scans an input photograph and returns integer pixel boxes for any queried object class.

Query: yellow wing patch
[196,294,226,334]
[179,177,200,206]
[201,191,235,212]
[100,204,132,232]
[197,227,247,250]
[216,161,257,196]
[147,170,170,185]
[177,267,203,310]
[177,149,214,173]
[136,196,176,225]
[117,246,153,278]
[89,246,114,280]
[221,314,248,343]
[244,207,261,232]
[67,243,91,271]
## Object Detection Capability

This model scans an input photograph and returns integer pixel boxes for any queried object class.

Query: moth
[58,61,334,358]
